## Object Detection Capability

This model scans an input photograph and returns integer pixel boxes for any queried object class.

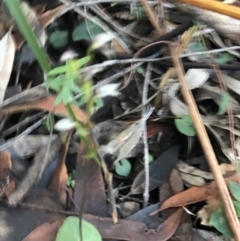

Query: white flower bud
[96,83,121,98]
[91,32,114,50]
[60,50,79,62]
[54,118,75,131]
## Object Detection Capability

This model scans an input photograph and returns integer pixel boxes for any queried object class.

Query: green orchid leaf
[55,216,102,241]
[49,30,69,49]
[72,19,104,42]
[70,180,75,188]
[54,92,64,106]
[94,97,104,111]
[48,65,68,77]
[76,56,91,68]
[70,84,82,94]
[229,181,240,202]
[174,115,196,137]
[115,158,132,177]
[45,78,62,92]
[217,92,231,115]
[209,205,233,238]
[77,126,89,138]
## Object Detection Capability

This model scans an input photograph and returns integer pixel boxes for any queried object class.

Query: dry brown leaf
[0,31,15,104]
[7,137,62,206]
[0,95,87,124]
[147,122,163,138]
[38,5,67,28]
[197,197,222,226]
[151,174,239,214]
[98,120,143,166]
[33,4,46,16]
[179,172,206,186]
[0,151,12,199]
[111,39,127,53]
[22,219,63,241]
[176,161,213,180]
[156,208,184,241]
[48,130,72,205]
[220,163,236,176]
[7,135,57,158]
[169,168,184,194]
[13,4,66,49]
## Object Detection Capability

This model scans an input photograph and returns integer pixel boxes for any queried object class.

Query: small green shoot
[115,158,132,177]
[136,66,145,75]
[43,114,54,132]
[174,115,196,137]
[66,170,76,189]
[55,216,102,241]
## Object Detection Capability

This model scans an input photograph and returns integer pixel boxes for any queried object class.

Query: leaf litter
[2,0,240,240]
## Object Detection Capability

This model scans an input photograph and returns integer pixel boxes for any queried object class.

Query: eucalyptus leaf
[49,30,68,49]
[209,205,233,238]
[174,115,196,137]
[126,202,161,229]
[229,181,240,202]
[115,158,132,177]
[72,19,104,42]
[76,56,91,68]
[54,92,64,106]
[55,216,102,241]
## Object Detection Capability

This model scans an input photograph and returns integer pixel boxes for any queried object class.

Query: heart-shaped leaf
[174,115,196,137]
[115,158,131,177]
[209,205,233,238]
[55,216,102,241]
[72,19,104,42]
[49,30,69,49]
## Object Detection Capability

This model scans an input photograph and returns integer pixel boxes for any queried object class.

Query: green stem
[4,0,51,73]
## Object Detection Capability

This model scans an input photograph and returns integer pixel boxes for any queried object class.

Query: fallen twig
[171,44,240,241]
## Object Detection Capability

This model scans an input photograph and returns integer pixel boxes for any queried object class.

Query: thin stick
[139,0,163,36]
[142,64,151,208]
[173,0,240,20]
[170,45,240,241]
